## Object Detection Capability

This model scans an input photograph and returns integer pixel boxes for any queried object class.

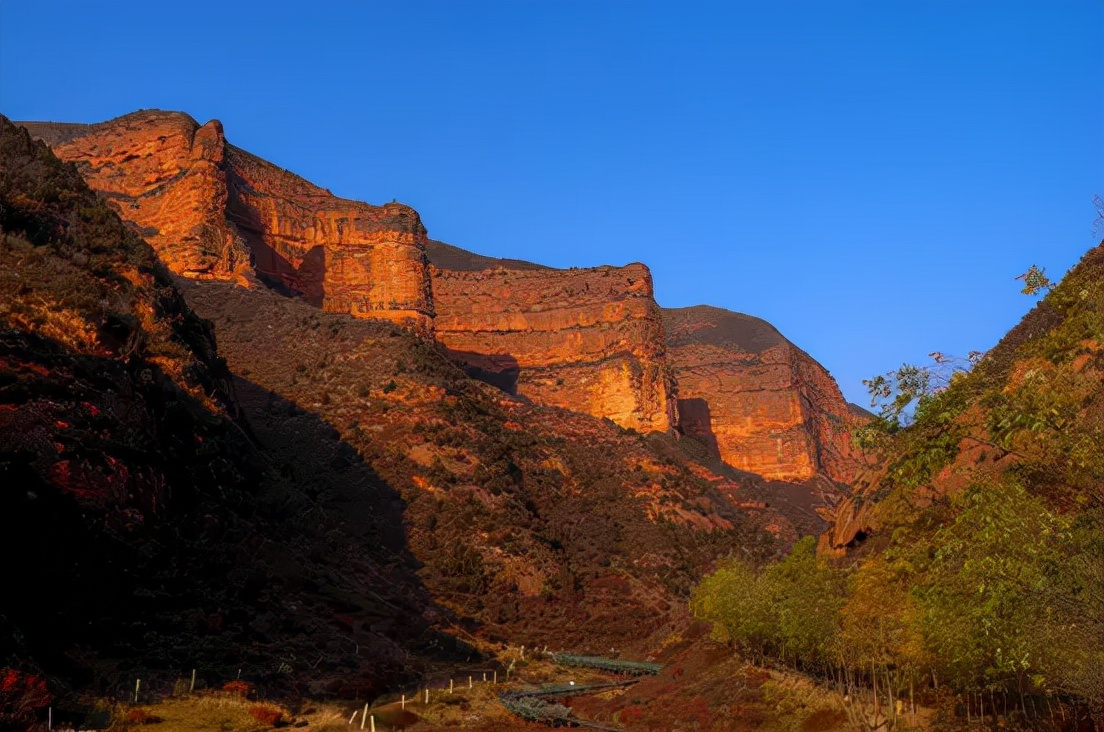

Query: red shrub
[123,708,162,725]
[221,679,252,696]
[248,705,284,725]
[617,706,643,723]
[0,668,52,727]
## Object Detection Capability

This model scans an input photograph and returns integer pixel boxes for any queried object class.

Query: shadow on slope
[0,115,472,704]
[175,278,785,658]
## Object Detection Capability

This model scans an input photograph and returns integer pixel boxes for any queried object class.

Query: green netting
[551,654,662,675]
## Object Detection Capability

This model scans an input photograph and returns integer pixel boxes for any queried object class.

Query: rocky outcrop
[431,263,676,433]
[22,111,869,450]
[225,146,433,328]
[23,111,673,431]
[25,111,250,280]
[21,111,434,330]
[663,306,866,483]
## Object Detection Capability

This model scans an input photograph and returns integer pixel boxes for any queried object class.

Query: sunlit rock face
[24,112,673,430]
[22,111,434,330]
[225,146,434,330]
[430,262,677,433]
[26,111,250,280]
[663,306,866,482]
[25,111,862,451]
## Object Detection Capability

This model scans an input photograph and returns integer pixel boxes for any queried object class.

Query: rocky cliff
[21,111,434,330]
[23,112,675,432]
[431,262,676,433]
[663,306,866,482]
[22,110,869,454]
[23,111,250,280]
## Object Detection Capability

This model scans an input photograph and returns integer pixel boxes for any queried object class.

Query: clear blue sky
[2,0,1101,405]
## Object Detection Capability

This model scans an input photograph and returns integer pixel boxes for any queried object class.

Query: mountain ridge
[19,109,862,482]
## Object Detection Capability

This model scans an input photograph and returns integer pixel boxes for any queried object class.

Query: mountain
[20,111,672,435]
[816,242,1103,721]
[820,243,1103,556]
[2,115,823,703]
[21,109,863,483]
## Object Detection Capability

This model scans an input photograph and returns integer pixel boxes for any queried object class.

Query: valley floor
[35,628,920,732]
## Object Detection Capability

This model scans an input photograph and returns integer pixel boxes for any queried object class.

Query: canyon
[21,109,862,482]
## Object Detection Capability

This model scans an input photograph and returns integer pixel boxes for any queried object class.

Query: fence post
[360,703,368,729]
[190,669,196,693]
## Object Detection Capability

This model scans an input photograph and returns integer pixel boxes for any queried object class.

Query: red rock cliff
[21,111,434,330]
[224,146,433,328]
[663,306,866,482]
[23,112,673,431]
[24,111,250,279]
[430,261,676,433]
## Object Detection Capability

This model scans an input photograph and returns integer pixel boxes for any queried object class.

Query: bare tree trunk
[886,667,896,729]
[871,660,878,729]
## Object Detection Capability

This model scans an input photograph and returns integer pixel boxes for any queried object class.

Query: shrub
[221,679,252,697]
[0,668,52,727]
[123,707,163,725]
[248,704,284,725]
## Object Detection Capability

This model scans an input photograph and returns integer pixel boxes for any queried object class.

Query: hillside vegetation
[692,244,1104,730]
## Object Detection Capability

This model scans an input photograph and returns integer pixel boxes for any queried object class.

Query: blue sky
[2,0,1101,405]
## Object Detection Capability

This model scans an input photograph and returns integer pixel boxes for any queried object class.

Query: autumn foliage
[248,704,284,725]
[0,668,52,727]
[221,679,252,697]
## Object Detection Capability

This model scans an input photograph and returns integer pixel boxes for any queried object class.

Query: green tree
[690,557,776,656]
[913,477,1071,693]
[760,537,847,669]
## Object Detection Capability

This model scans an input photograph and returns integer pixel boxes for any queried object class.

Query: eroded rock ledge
[663,306,866,482]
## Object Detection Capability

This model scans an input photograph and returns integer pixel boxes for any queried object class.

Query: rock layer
[21,111,434,330]
[431,263,676,433]
[21,111,867,454]
[27,112,250,280]
[22,111,673,431]
[663,306,866,482]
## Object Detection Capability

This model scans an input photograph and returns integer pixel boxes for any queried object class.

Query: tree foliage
[693,244,1104,726]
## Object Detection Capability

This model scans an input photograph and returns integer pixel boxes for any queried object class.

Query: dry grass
[760,670,850,732]
[105,691,339,731]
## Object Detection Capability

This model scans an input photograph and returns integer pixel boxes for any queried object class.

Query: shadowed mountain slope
[0,116,464,698]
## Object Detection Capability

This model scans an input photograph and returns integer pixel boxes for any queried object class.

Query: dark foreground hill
[0,116,468,701]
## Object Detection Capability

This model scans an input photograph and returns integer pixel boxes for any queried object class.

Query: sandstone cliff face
[23,111,672,431]
[21,111,434,330]
[431,262,676,433]
[663,306,865,483]
[225,146,433,328]
[27,111,250,280]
